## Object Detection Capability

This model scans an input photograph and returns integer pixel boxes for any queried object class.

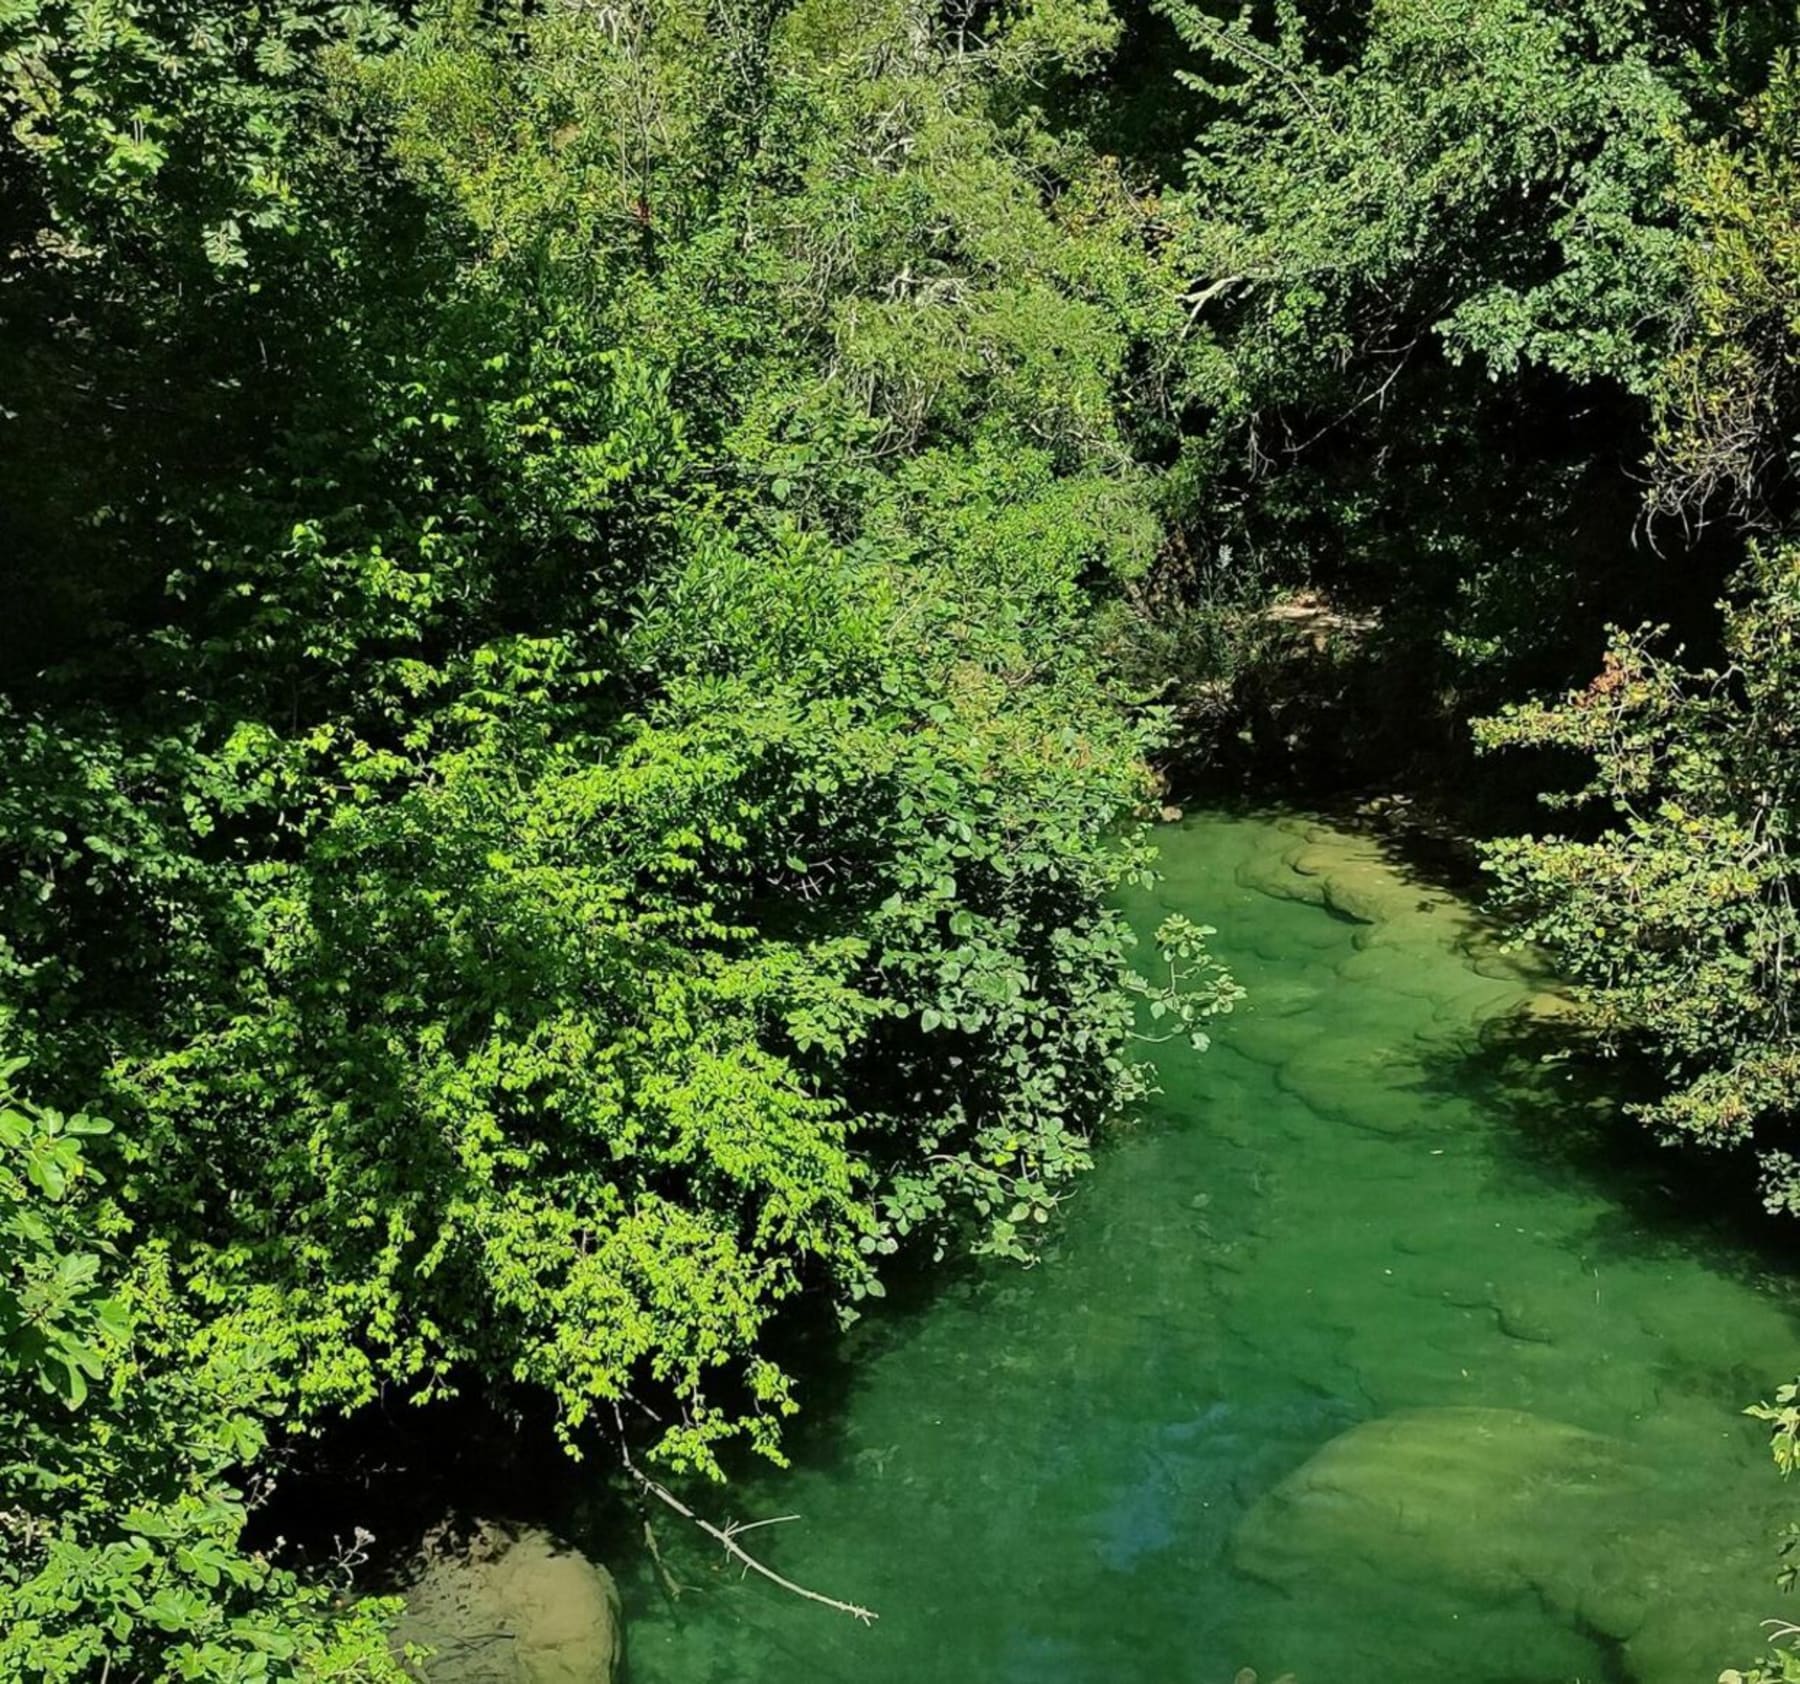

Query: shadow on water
[248,1389,620,1587]
[1260,790,1796,1284]
[1424,1008,1794,1287]
[251,1222,1009,1648]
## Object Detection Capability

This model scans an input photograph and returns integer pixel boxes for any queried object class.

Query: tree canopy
[0,0,1240,1671]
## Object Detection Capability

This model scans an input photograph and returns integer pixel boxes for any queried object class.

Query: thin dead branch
[611,1404,878,1624]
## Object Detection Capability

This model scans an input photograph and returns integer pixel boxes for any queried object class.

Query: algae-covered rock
[395,1521,623,1684]
[1232,1406,1793,1684]
[1234,1406,1635,1597]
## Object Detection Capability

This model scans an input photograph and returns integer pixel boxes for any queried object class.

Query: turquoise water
[610,812,1800,1684]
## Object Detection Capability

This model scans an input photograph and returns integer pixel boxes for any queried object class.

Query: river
[587,811,1800,1683]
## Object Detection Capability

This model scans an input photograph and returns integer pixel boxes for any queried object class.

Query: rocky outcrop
[1232,1406,1795,1684]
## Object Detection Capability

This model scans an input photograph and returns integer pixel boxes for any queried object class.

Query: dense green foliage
[1121,0,1790,780]
[13,0,1800,1672]
[1467,41,1800,1211]
[1478,548,1800,1203]
[0,1067,408,1681]
[0,0,1246,1671]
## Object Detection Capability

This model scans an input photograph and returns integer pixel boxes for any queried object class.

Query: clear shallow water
[607,812,1800,1684]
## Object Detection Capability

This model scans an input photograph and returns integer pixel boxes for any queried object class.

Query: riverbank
[378,811,1797,1683]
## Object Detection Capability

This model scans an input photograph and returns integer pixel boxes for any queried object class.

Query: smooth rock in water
[1234,1406,1635,1598]
[394,1521,623,1684]
[1236,1406,1791,1684]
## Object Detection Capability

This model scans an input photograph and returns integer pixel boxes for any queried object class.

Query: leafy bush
[0,0,1234,1660]
[1478,549,1800,1201]
[0,1066,407,1683]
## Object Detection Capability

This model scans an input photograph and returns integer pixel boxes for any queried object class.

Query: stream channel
[445,810,1800,1684]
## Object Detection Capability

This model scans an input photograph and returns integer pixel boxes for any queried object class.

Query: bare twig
[610,1405,878,1624]
[726,1514,800,1536]
[640,1513,686,1604]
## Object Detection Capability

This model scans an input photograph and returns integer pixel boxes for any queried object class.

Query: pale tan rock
[394,1520,622,1684]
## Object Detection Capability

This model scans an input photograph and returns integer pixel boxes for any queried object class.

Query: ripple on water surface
[605,812,1800,1684]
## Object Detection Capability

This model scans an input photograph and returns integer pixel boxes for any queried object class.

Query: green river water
[595,811,1800,1683]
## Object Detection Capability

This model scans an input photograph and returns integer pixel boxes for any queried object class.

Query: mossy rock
[394,1520,623,1684]
[1234,1406,1636,1598]
[1232,1405,1787,1683]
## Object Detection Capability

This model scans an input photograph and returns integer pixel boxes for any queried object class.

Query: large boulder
[1232,1407,1794,1683]
[394,1520,623,1684]
[1234,1406,1635,1601]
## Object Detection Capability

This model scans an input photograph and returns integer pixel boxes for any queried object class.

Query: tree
[1113,0,1785,784]
[1654,49,1800,524]
[1478,547,1800,1203]
[0,1,1233,1652]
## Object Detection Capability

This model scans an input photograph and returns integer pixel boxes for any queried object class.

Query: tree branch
[610,1405,878,1625]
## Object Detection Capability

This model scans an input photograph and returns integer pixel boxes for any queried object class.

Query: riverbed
[606,810,1800,1684]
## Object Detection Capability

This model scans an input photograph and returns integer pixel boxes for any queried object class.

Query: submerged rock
[394,1520,623,1684]
[1236,1406,1633,1589]
[1232,1406,1793,1683]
